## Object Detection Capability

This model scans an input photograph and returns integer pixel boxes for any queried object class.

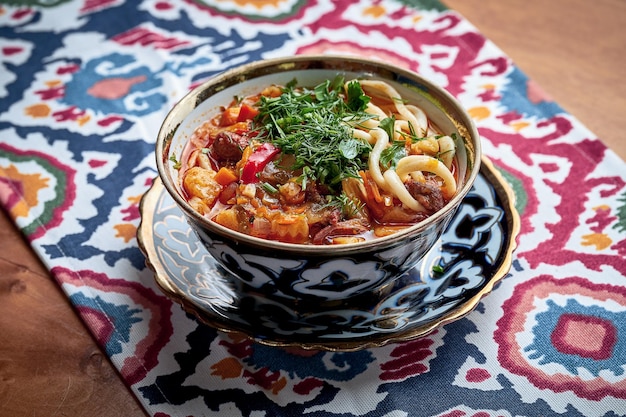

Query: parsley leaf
[346,80,371,112]
[338,137,363,159]
[380,140,406,169]
[379,116,395,141]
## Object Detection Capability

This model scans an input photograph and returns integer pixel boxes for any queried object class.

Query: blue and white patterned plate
[138,157,519,351]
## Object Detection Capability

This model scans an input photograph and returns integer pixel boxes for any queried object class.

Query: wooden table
[1,1,624,415]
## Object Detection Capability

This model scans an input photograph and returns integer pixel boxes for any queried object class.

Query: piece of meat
[405,180,445,213]
[212,131,248,162]
[258,161,292,185]
[312,218,369,245]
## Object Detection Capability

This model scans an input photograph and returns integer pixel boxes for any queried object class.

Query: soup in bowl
[156,55,481,303]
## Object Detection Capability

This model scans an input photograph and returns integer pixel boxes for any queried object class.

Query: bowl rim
[156,54,482,255]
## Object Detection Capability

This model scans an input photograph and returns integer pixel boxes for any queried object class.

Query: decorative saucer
[138,157,520,351]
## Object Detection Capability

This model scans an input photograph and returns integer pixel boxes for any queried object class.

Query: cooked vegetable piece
[241,143,280,183]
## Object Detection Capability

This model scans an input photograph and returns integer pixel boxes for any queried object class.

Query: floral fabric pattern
[1,1,625,416]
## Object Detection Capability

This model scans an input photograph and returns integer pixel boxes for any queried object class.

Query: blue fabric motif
[40,134,154,269]
[70,292,142,356]
[527,299,626,377]
[375,319,579,417]
[63,53,166,116]
[500,67,564,118]
[250,344,375,381]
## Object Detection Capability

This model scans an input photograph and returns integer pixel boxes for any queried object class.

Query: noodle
[357,80,428,137]
[396,155,457,199]
[367,128,389,191]
[350,81,457,209]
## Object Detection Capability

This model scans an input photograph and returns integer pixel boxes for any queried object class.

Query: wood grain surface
[0,213,147,416]
[1,1,624,415]
[446,0,626,161]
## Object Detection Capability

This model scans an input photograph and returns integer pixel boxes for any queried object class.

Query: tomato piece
[236,103,259,122]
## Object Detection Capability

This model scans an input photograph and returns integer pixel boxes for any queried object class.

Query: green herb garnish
[346,80,371,112]
[253,76,374,191]
[260,182,278,194]
[169,154,181,169]
[322,192,365,219]
[379,140,407,169]
[334,192,366,218]
[432,265,445,275]
[393,119,431,143]
[379,116,396,140]
[378,116,407,169]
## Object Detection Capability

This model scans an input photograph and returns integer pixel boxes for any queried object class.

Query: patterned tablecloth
[2,1,625,416]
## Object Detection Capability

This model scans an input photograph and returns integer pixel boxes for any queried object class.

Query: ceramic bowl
[156,55,481,304]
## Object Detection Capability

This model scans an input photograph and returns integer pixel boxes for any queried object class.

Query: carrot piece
[220,107,240,126]
[369,177,383,203]
[360,171,382,203]
[214,167,238,186]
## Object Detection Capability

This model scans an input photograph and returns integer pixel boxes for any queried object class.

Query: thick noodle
[358,79,429,137]
[396,155,457,199]
[349,80,457,212]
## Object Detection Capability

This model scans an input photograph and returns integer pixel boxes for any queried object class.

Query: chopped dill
[329,192,366,218]
[253,76,374,192]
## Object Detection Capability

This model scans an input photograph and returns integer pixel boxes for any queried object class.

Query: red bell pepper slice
[241,142,280,183]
